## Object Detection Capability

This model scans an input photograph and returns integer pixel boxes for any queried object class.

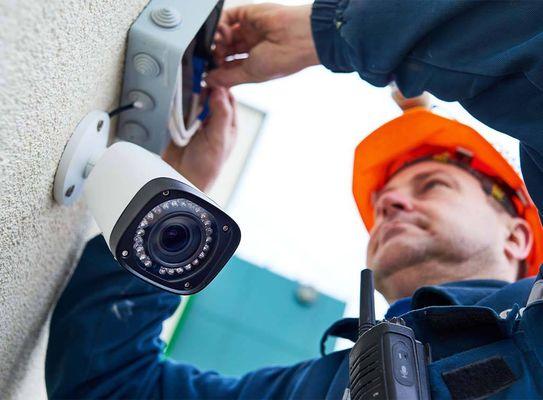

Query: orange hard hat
[353,107,543,278]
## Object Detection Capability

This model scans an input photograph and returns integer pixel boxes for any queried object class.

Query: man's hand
[162,87,237,192]
[206,3,319,87]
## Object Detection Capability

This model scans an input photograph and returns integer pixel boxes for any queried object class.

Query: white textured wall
[0,1,148,398]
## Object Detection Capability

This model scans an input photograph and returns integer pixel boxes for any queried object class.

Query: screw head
[222,225,229,232]
[121,250,129,258]
[65,185,75,197]
[97,120,104,132]
[296,285,318,306]
[184,282,190,288]
[162,190,169,196]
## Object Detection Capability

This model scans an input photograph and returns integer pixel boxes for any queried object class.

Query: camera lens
[148,214,203,267]
[160,224,190,252]
[131,198,218,278]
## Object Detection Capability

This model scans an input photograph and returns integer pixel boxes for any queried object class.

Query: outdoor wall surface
[0,1,148,398]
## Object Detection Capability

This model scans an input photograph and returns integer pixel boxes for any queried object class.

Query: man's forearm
[45,235,181,398]
[45,236,317,399]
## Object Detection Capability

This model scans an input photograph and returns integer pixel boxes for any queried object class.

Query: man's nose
[375,190,414,219]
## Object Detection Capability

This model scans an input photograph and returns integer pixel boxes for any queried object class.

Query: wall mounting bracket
[53,110,109,205]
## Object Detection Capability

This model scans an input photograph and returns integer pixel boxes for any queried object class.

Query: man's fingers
[213,4,276,62]
[218,6,242,27]
[216,23,235,47]
[227,90,236,109]
[227,90,238,130]
[209,4,307,87]
[206,59,256,87]
[219,5,257,28]
[213,24,258,64]
[207,87,233,127]
[201,87,235,149]
[209,39,284,87]
[220,4,281,30]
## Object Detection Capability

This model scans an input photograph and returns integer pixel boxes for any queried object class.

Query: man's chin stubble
[373,261,444,301]
[370,241,442,296]
[370,240,432,277]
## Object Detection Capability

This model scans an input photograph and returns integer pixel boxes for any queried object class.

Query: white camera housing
[84,141,188,246]
[54,111,240,294]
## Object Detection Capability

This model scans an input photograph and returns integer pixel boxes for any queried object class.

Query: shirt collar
[411,279,510,310]
[320,279,512,352]
[385,297,412,319]
[386,279,510,319]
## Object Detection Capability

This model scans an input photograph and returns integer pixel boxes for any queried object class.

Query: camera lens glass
[133,198,216,277]
[160,224,190,253]
[149,214,202,266]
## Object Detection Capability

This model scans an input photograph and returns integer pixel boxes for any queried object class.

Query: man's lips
[378,222,408,243]
[377,220,426,246]
[380,222,409,243]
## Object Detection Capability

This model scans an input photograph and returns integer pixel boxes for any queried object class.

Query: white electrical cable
[168,65,202,147]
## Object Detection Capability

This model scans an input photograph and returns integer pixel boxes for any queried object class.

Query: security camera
[54,111,241,295]
[85,141,241,295]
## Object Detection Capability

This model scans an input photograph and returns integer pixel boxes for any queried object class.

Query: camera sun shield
[110,177,240,295]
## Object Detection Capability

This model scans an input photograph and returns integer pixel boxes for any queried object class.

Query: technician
[46,1,543,399]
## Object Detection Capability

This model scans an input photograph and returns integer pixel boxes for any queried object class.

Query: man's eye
[421,179,449,192]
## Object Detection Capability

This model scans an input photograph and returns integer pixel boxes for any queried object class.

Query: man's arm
[45,236,314,399]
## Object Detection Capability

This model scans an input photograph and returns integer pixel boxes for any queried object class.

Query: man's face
[366,161,517,300]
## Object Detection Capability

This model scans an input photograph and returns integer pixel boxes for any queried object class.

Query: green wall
[166,256,345,376]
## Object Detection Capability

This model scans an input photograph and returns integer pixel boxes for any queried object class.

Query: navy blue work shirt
[46,236,543,399]
[47,1,543,399]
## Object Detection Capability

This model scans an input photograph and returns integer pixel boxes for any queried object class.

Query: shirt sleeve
[311,0,543,212]
[45,235,313,399]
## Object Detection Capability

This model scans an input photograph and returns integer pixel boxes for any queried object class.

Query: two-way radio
[348,269,431,399]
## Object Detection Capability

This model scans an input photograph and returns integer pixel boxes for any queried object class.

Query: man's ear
[504,218,533,262]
